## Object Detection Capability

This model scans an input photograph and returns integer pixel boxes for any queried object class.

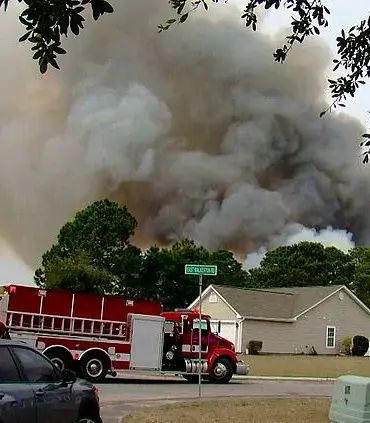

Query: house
[188,284,370,355]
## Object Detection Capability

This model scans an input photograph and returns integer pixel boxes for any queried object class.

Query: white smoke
[244,224,355,269]
[0,240,33,283]
[0,0,369,279]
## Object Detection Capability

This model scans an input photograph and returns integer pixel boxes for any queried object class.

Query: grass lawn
[124,397,332,423]
[238,354,370,377]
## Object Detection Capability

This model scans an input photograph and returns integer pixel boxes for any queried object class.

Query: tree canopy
[34,199,141,295]
[40,250,114,295]
[35,199,249,310]
[248,241,353,287]
[35,199,370,309]
[248,242,370,307]
[348,247,370,307]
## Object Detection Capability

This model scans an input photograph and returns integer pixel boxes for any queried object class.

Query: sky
[256,0,370,126]
[0,0,369,285]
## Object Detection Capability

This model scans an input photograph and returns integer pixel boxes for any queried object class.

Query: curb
[234,375,336,382]
[110,371,336,382]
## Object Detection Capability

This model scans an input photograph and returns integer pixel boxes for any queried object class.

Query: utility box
[329,375,370,422]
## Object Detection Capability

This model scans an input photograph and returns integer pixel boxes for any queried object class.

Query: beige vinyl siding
[242,320,295,354]
[198,290,237,320]
[294,288,370,354]
[242,288,370,355]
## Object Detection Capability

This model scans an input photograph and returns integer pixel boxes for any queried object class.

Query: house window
[209,293,218,303]
[326,326,336,348]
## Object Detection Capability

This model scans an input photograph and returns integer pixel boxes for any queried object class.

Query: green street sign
[185,264,218,276]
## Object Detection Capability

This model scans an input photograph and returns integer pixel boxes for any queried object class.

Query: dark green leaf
[32,50,43,60]
[54,46,67,55]
[40,58,48,74]
[19,30,32,42]
[180,13,189,23]
[49,57,60,70]
[100,0,114,13]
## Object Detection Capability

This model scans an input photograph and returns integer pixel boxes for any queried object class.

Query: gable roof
[188,284,369,321]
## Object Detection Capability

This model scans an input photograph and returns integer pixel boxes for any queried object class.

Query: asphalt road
[97,375,335,423]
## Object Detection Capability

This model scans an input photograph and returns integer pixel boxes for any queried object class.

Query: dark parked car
[0,339,102,423]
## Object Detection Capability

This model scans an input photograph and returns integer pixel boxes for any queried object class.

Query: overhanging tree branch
[0,0,113,74]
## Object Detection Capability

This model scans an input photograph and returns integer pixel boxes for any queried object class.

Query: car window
[12,346,59,383]
[0,346,21,382]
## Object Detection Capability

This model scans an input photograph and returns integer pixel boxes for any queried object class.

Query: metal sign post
[184,264,218,398]
[198,273,203,398]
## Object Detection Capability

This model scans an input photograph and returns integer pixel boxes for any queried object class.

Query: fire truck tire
[44,348,74,372]
[77,415,102,423]
[80,353,109,382]
[209,357,233,384]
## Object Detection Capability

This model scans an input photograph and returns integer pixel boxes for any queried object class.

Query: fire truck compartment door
[129,314,165,370]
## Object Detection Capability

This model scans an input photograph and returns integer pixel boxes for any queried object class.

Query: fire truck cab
[0,284,249,383]
[160,310,246,383]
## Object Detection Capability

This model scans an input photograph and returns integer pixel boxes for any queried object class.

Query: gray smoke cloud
[0,0,369,272]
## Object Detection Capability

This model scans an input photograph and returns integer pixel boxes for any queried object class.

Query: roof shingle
[211,284,344,319]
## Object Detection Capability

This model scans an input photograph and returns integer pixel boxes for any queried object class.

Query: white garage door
[210,320,237,345]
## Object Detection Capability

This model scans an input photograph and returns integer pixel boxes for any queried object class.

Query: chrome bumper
[236,360,250,376]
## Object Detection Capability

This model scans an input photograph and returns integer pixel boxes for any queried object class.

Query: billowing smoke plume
[0,0,369,274]
[245,224,355,269]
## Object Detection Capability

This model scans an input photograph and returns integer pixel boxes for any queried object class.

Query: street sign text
[184,264,218,276]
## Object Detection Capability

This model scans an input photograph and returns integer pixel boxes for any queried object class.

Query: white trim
[188,285,241,319]
[79,347,111,361]
[39,295,44,315]
[326,325,336,349]
[114,353,130,362]
[34,333,131,345]
[182,344,191,353]
[341,285,370,316]
[187,284,214,309]
[243,316,295,322]
[237,318,244,353]
[295,285,370,320]
[294,286,345,319]
[69,349,130,363]
[210,319,237,324]
[100,296,105,320]
[1,283,34,288]
[70,293,75,318]
[42,344,72,356]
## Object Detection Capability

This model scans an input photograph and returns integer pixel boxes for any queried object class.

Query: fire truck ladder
[5,311,127,339]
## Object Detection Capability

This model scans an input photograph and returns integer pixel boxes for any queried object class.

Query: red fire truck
[0,284,249,383]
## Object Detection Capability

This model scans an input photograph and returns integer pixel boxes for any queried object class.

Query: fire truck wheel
[78,416,101,423]
[209,358,233,384]
[44,348,74,373]
[80,354,109,382]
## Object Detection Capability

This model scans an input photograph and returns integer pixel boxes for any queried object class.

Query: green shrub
[248,340,263,355]
[352,335,369,356]
[340,336,352,355]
